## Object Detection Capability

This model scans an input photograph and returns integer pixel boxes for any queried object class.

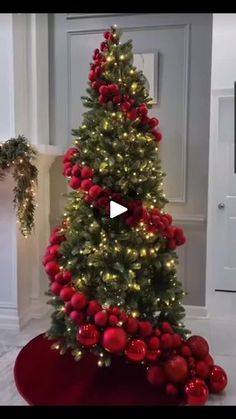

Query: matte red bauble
[185,378,209,406]
[103,327,128,353]
[94,311,108,327]
[138,321,153,337]
[125,317,139,334]
[165,383,178,396]
[88,185,103,200]
[69,310,85,326]
[87,300,101,316]
[125,339,147,362]
[50,282,63,296]
[45,261,60,276]
[59,287,75,302]
[164,355,188,383]
[69,177,81,190]
[146,365,167,387]
[71,292,88,310]
[196,360,209,379]
[76,324,100,347]
[148,336,160,350]
[146,349,162,362]
[81,166,94,179]
[208,365,228,393]
[187,335,209,359]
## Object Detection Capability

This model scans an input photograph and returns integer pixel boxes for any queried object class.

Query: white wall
[211,14,236,89]
[0,14,15,138]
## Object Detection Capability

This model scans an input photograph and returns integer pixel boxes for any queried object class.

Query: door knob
[218,203,225,209]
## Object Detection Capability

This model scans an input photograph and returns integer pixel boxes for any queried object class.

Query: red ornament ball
[196,360,209,379]
[65,301,73,315]
[87,300,101,316]
[42,253,54,266]
[180,344,192,358]
[146,349,162,362]
[208,365,228,393]
[204,354,214,366]
[109,315,119,326]
[139,321,153,337]
[127,109,138,121]
[165,383,178,397]
[125,339,147,362]
[187,335,209,360]
[164,355,188,384]
[172,333,182,348]
[69,177,81,190]
[71,164,81,177]
[80,179,94,191]
[146,365,167,387]
[81,166,94,179]
[185,378,209,406]
[88,185,103,200]
[149,117,159,128]
[77,324,100,347]
[103,327,128,353]
[148,336,160,350]
[125,317,139,334]
[94,311,108,327]
[48,244,60,257]
[45,261,60,277]
[60,287,75,302]
[69,310,85,326]
[99,85,109,96]
[161,333,174,350]
[109,83,119,95]
[71,292,88,310]
[161,322,173,334]
[50,282,63,296]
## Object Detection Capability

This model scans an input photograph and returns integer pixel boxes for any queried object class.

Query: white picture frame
[133,52,158,104]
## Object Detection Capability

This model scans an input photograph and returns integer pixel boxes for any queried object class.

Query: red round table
[14,334,183,405]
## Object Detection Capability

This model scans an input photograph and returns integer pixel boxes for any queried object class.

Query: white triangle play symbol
[110,200,128,219]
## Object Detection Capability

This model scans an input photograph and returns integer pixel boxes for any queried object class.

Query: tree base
[14,334,183,406]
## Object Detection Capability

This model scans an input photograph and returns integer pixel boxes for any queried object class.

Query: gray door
[49,13,212,307]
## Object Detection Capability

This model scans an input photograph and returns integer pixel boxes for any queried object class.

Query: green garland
[0,135,38,237]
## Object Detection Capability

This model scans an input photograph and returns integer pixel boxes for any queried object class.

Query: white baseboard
[0,306,20,330]
[184,305,208,319]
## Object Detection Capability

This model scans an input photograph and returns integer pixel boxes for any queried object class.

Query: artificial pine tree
[43,26,227,404]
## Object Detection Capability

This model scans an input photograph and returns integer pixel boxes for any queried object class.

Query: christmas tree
[43,26,227,405]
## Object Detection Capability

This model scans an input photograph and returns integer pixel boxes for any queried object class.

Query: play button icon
[110,201,128,219]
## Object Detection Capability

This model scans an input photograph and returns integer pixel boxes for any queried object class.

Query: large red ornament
[50,282,63,296]
[77,324,100,347]
[71,292,88,310]
[125,339,147,362]
[69,177,81,190]
[45,261,60,277]
[146,365,167,387]
[164,355,188,384]
[60,287,75,302]
[103,327,128,353]
[88,185,103,200]
[184,378,209,406]
[208,365,228,393]
[187,335,209,360]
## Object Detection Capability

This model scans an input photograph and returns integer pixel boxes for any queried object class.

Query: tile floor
[0,316,235,406]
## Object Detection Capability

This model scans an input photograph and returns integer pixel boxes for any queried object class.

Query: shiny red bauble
[184,378,209,405]
[208,365,228,393]
[76,324,100,347]
[146,365,167,387]
[125,339,147,362]
[187,335,209,360]
[103,327,128,353]
[164,355,188,384]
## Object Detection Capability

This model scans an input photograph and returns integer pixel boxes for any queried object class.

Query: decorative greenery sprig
[0,136,38,236]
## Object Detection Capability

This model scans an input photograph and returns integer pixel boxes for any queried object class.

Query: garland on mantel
[0,135,38,237]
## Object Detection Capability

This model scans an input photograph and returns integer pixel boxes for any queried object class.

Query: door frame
[206,87,236,318]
